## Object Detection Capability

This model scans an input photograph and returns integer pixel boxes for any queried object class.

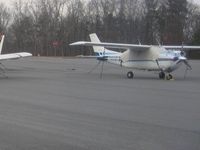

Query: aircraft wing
[163,45,200,50]
[0,52,32,61]
[70,41,151,51]
[71,41,160,60]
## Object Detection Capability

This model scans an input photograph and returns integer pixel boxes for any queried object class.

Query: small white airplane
[0,35,32,76]
[70,33,200,79]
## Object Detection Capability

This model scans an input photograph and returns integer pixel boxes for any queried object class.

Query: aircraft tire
[166,74,173,80]
[127,71,134,79]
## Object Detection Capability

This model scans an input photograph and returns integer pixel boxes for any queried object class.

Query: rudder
[89,33,105,55]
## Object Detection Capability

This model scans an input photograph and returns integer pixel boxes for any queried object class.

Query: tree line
[0,0,200,57]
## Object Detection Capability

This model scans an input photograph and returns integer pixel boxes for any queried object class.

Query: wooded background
[0,0,200,57]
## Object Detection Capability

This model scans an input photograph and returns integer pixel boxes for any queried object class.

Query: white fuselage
[105,48,186,73]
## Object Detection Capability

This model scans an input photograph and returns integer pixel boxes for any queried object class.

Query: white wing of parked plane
[70,41,151,51]
[0,35,32,61]
[71,42,200,50]
[70,34,162,60]
[70,39,161,61]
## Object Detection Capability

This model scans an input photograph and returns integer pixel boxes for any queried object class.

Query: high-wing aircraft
[0,35,32,76]
[70,33,200,80]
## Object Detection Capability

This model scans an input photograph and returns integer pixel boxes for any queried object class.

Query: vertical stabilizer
[0,35,5,54]
[89,33,105,54]
[89,33,121,57]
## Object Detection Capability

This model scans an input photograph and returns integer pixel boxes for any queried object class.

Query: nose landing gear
[166,74,173,80]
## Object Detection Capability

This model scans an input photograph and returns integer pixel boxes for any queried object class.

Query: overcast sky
[0,0,200,7]
[190,0,200,5]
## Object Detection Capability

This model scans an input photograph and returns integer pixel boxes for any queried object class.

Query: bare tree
[1,0,199,57]
[162,0,188,44]
[0,3,11,33]
[184,2,200,42]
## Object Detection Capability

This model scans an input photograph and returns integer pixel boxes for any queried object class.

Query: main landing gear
[159,71,165,79]
[159,71,173,80]
[126,71,173,80]
[127,71,134,79]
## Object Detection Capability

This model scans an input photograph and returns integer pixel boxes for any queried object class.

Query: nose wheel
[127,71,134,79]
[166,74,173,80]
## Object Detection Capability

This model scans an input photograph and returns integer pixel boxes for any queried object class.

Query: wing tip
[70,41,87,46]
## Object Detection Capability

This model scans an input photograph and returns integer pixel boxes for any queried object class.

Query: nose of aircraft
[178,56,187,60]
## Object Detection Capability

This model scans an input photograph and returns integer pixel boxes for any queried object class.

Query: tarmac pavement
[0,57,200,150]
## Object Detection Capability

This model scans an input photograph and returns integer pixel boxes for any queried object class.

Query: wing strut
[183,60,192,79]
[155,59,163,72]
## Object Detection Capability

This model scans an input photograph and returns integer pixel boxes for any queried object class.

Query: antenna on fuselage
[137,38,141,45]
[181,42,184,51]
[156,38,161,47]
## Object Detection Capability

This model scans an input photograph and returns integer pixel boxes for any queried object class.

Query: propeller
[181,42,192,79]
[183,60,192,79]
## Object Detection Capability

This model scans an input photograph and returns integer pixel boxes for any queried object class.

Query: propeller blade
[184,67,188,79]
[183,60,192,70]
[183,60,192,79]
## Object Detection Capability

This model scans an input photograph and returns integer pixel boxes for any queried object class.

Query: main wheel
[166,74,173,80]
[159,72,165,79]
[127,71,134,79]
